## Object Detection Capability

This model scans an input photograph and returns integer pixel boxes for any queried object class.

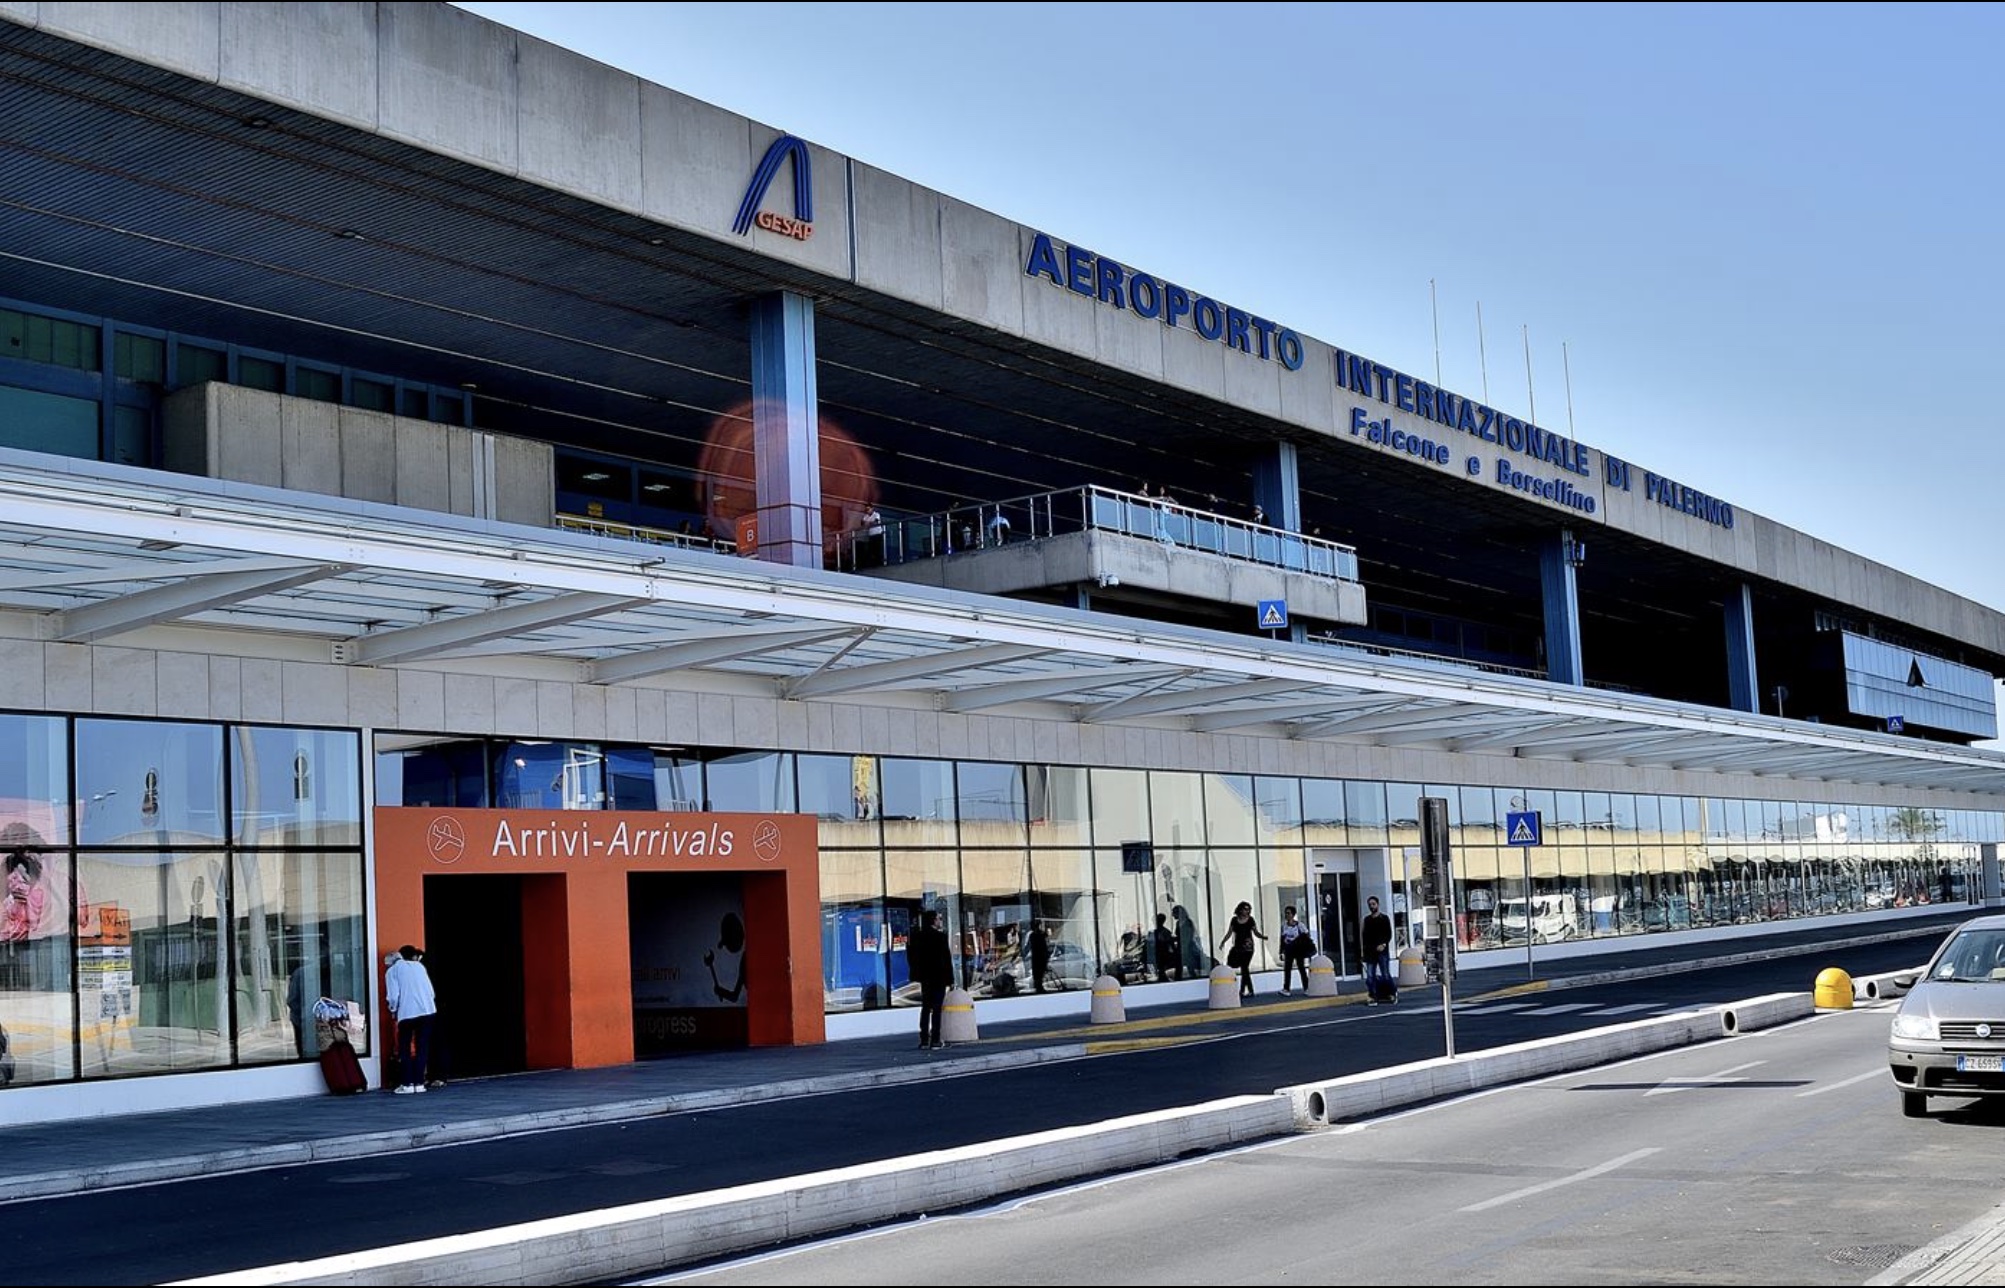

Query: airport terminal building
[2,2,2001,1123]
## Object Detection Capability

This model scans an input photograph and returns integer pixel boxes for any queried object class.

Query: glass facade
[0,716,366,1091]
[375,735,2004,1018]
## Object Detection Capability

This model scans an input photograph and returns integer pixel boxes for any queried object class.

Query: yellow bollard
[1208,963,1241,1010]
[1814,966,1854,1010]
[941,986,980,1042]
[1304,952,1338,997]
[1089,974,1126,1024]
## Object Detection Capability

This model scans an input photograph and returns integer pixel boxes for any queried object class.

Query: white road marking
[1458,1147,1662,1212]
[1520,1003,1601,1016]
[1795,1067,1887,1098]
[1643,1059,1765,1096]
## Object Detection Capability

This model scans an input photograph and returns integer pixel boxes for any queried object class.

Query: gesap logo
[733,134,814,241]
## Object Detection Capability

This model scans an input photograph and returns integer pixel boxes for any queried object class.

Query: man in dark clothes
[1027,919,1051,993]
[909,908,955,1049]
[1361,896,1395,1003]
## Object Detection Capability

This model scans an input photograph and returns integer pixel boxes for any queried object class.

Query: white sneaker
[412,1084,426,1093]
[393,1084,417,1094]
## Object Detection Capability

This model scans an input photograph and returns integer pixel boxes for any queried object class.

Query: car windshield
[1930,929,2005,983]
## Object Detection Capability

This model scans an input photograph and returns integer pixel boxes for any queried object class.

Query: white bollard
[940,986,978,1045]
[1304,952,1338,997]
[1398,947,1426,988]
[1208,963,1242,1010]
[1089,974,1125,1023]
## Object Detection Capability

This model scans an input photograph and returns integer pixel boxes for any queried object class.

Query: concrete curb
[1284,994,1814,1125]
[175,992,1823,1286]
[5,1043,1092,1202]
[173,1096,1298,1286]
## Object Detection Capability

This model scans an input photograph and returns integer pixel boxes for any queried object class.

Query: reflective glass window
[956,762,1026,847]
[820,851,885,1011]
[1301,778,1348,845]
[880,759,956,847]
[1089,769,1149,848]
[1203,775,1257,847]
[797,754,879,849]
[0,714,69,846]
[231,727,361,847]
[77,720,224,846]
[1027,766,1090,848]
[231,851,367,1063]
[703,751,795,813]
[1150,772,1205,850]
[1344,781,1388,843]
[376,738,488,808]
[80,850,230,1077]
[885,849,958,1004]
[0,848,77,1083]
[1253,777,1302,846]
[958,849,1032,998]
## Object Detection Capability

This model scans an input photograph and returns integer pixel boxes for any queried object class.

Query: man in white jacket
[383,944,438,1094]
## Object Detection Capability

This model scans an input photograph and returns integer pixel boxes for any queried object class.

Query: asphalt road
[4,939,1936,1285]
[654,1003,1997,1286]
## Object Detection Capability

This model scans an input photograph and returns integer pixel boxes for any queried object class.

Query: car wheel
[1902,1090,1929,1119]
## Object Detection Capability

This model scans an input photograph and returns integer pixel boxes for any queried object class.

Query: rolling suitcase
[319,1034,367,1095]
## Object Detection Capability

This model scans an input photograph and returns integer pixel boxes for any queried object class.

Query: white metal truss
[0,454,1998,797]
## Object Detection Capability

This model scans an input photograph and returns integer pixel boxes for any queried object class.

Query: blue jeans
[1364,949,1393,995]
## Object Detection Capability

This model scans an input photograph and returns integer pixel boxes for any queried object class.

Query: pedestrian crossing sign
[1505,810,1543,846]
[1257,599,1288,630]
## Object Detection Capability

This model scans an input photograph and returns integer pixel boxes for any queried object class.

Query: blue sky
[456,3,2005,616]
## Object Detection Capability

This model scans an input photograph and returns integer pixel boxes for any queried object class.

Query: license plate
[1956,1055,2004,1073]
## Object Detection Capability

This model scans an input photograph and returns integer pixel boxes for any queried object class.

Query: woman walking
[1218,901,1268,998]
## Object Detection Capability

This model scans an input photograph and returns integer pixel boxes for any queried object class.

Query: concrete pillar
[1725,582,1760,713]
[1251,441,1301,532]
[1539,529,1584,686]
[749,291,822,568]
[1982,843,2000,907]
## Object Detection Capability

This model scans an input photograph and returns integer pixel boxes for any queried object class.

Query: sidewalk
[0,911,1968,1206]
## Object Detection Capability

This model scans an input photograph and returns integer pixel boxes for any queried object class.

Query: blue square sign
[1257,599,1288,631]
[1505,810,1543,847]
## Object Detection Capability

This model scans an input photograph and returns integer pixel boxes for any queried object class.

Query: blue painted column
[1725,582,1760,713]
[1539,529,1584,686]
[749,291,823,568]
[1251,442,1301,532]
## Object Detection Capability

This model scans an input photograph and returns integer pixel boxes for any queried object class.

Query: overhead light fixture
[643,483,671,493]
[581,471,611,482]
[646,236,666,246]
[334,229,366,241]
[138,539,180,551]
[458,381,478,392]
[244,115,273,129]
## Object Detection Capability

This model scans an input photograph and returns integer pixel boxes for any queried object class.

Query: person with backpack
[1278,905,1315,995]
[384,944,439,1093]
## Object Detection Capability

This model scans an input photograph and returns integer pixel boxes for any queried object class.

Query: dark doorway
[422,874,528,1079]
[629,872,749,1056]
[1319,870,1361,977]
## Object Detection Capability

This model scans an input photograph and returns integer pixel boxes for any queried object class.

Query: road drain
[1827,1244,1919,1270]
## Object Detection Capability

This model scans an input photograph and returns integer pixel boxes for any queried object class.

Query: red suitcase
[319,1036,367,1095]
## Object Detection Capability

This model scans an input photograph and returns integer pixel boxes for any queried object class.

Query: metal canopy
[0,456,2000,798]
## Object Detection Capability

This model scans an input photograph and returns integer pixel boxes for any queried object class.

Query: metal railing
[557,512,739,557]
[836,486,1360,581]
[1307,633,1640,693]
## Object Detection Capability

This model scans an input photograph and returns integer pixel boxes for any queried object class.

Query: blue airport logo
[733,134,814,241]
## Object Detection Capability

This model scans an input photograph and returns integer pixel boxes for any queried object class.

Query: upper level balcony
[842,486,1367,630]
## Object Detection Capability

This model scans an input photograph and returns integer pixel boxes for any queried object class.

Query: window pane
[295,366,340,403]
[605,746,655,810]
[0,307,99,370]
[1254,777,1302,846]
[351,377,394,412]
[959,848,1031,998]
[1029,850,1098,990]
[0,386,99,458]
[114,333,165,382]
[231,727,361,847]
[886,849,957,1005]
[1027,766,1089,848]
[81,850,231,1077]
[955,762,1025,845]
[1344,781,1388,843]
[1204,774,1256,847]
[376,738,488,808]
[1088,769,1148,847]
[77,719,224,846]
[112,403,149,466]
[819,851,885,1012]
[175,344,227,388]
[0,713,69,845]
[1301,778,1347,845]
[797,754,878,849]
[703,751,795,813]
[399,387,430,419]
[231,851,367,1063]
[0,849,77,1083]
[494,741,605,810]
[238,355,283,392]
[648,750,701,811]
[1150,771,1204,849]
[880,759,955,847]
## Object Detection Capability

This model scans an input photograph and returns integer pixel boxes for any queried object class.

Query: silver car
[1888,914,2005,1118]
